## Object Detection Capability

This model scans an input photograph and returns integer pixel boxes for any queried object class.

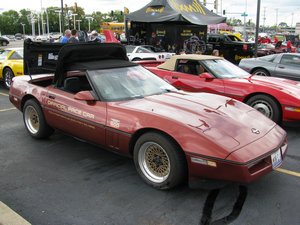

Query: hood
[247,75,300,96]
[118,92,275,152]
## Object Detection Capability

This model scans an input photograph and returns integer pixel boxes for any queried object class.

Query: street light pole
[76,20,82,31]
[45,9,49,36]
[55,10,62,35]
[86,16,93,32]
[21,23,25,36]
[71,13,78,29]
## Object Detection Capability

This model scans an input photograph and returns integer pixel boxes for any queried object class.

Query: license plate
[271,149,282,168]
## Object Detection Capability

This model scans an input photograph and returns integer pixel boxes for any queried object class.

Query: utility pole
[61,0,64,32]
[254,0,261,58]
[263,7,266,32]
[275,8,278,32]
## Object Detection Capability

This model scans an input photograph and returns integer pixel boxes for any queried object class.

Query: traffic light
[214,0,218,10]
[203,0,206,6]
[111,10,114,17]
[223,10,226,15]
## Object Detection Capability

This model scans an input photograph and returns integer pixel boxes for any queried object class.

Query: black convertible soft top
[23,39,136,85]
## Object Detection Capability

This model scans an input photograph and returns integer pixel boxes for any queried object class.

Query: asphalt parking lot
[1,42,300,225]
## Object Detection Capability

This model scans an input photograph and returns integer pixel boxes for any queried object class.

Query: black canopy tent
[125,0,226,52]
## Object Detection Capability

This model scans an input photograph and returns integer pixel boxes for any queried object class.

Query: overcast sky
[0,0,299,26]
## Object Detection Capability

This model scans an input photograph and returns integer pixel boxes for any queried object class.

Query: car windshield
[136,46,153,53]
[0,50,10,60]
[88,65,177,101]
[125,46,136,53]
[202,59,250,78]
[259,54,276,62]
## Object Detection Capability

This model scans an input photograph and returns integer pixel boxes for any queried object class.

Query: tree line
[0,5,125,35]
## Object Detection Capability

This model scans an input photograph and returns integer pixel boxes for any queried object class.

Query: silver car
[239,53,300,81]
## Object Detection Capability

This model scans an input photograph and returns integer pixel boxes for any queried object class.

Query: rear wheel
[252,68,270,76]
[133,132,187,190]
[23,99,54,139]
[3,68,14,89]
[2,41,8,46]
[246,94,281,124]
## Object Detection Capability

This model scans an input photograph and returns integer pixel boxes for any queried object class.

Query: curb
[0,201,31,225]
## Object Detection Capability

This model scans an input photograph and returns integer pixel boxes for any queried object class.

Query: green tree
[0,10,20,34]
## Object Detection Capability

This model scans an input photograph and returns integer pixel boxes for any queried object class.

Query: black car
[0,37,9,46]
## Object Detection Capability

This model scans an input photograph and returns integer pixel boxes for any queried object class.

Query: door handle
[278,66,285,69]
[172,76,178,79]
[48,94,56,99]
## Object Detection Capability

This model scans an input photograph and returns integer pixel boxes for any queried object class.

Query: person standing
[149,32,160,47]
[90,30,104,43]
[68,29,79,43]
[60,29,71,43]
[286,39,292,53]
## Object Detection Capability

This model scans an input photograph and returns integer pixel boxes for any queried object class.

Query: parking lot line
[0,108,16,112]
[275,168,300,178]
[0,201,31,225]
[0,92,9,97]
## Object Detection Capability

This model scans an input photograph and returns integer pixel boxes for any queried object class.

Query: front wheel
[23,99,54,139]
[246,94,281,124]
[133,132,187,190]
[252,68,270,76]
[3,68,14,89]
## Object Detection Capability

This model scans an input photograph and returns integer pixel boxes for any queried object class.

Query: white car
[125,45,170,61]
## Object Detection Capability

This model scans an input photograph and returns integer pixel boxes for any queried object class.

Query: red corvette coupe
[147,54,300,124]
[9,41,287,189]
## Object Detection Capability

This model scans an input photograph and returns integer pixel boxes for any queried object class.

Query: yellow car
[0,48,23,88]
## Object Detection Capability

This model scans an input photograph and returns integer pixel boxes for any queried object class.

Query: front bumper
[186,135,288,185]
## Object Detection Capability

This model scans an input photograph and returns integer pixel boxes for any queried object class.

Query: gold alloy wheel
[138,141,170,183]
[24,105,40,134]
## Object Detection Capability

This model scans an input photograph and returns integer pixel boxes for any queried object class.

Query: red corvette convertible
[147,54,300,124]
[9,41,287,189]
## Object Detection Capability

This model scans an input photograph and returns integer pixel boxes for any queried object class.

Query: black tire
[246,94,281,124]
[3,68,14,89]
[23,99,54,139]
[252,68,270,76]
[132,58,141,61]
[133,132,187,190]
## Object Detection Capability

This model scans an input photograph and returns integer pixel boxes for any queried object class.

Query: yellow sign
[169,0,206,15]
[124,7,129,15]
[146,6,165,13]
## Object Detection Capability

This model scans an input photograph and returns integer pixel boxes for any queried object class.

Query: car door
[274,54,300,80]
[43,77,107,146]
[169,59,225,94]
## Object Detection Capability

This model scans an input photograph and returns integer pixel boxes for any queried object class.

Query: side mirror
[199,72,214,79]
[74,91,96,101]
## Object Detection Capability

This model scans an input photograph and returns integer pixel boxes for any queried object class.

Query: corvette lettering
[47,100,95,119]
